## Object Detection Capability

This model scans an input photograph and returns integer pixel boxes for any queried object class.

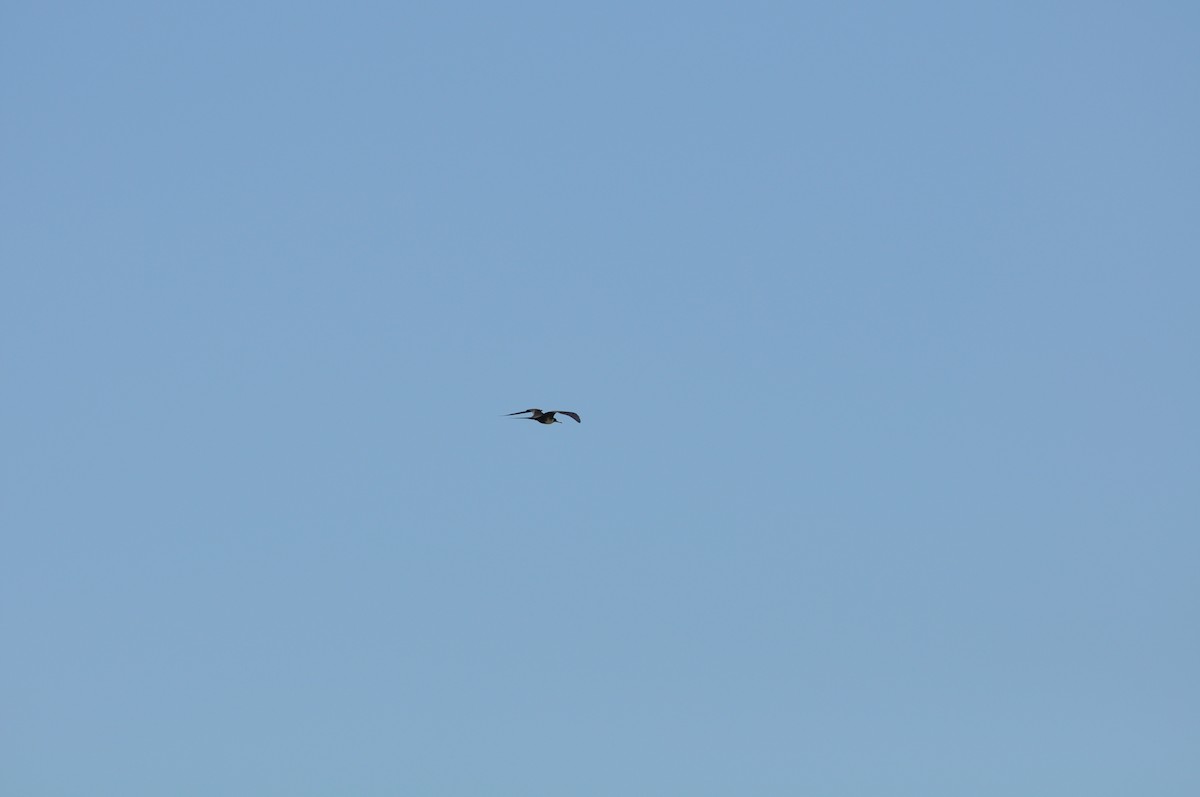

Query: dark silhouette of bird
[506,408,581,425]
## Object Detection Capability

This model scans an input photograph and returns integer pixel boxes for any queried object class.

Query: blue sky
[2,2,1198,794]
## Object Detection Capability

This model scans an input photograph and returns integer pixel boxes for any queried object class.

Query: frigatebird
[506,408,581,425]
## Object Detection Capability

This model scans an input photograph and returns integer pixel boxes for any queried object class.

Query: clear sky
[2,2,1197,795]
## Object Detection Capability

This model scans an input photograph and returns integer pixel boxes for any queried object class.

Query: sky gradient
[3,2,1198,795]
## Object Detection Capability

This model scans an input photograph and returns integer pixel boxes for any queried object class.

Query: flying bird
[506,408,581,425]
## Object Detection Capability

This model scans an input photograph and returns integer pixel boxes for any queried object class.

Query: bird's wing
[506,409,541,416]
[557,411,581,423]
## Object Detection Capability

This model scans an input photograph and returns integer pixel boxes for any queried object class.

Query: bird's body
[506,408,581,425]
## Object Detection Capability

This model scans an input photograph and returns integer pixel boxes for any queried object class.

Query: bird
[506,408,581,425]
